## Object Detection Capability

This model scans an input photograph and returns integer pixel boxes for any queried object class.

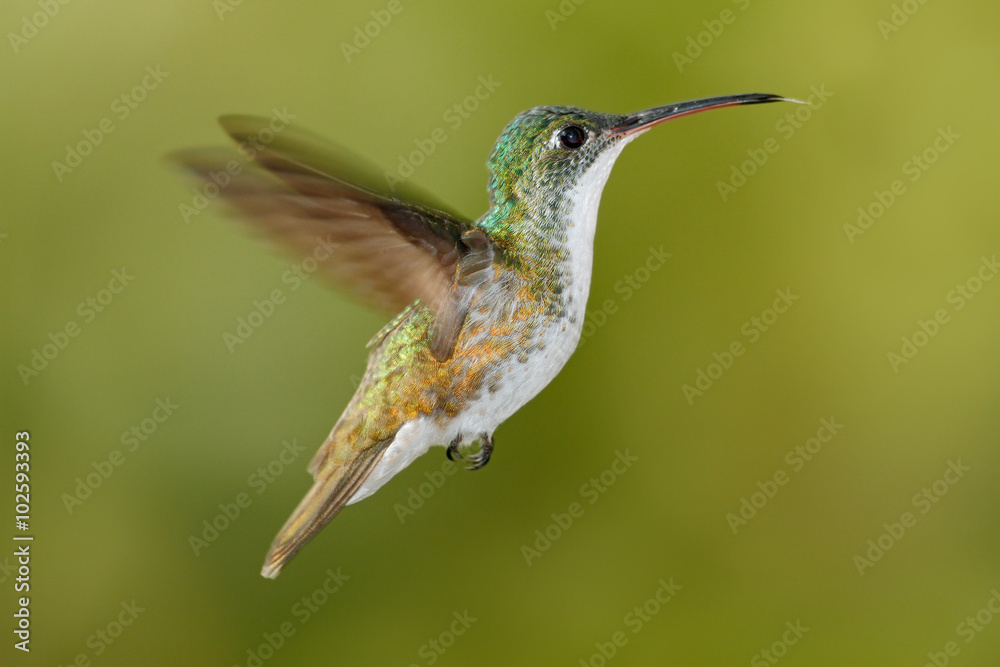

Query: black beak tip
[743,93,787,105]
[745,93,808,106]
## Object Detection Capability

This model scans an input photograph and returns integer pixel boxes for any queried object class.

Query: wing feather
[172,116,496,360]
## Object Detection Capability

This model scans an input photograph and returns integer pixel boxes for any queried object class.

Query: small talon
[466,433,493,471]
[446,434,463,461]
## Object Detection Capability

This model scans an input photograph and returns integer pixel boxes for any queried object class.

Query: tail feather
[261,442,388,579]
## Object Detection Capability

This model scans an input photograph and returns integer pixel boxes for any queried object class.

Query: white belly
[348,310,584,504]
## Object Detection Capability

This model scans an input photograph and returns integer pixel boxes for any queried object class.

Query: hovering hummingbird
[176,92,793,578]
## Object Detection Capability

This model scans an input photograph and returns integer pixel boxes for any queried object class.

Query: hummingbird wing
[172,115,495,360]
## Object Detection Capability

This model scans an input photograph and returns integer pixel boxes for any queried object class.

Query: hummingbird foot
[446,434,463,463]
[466,433,493,471]
[446,432,494,471]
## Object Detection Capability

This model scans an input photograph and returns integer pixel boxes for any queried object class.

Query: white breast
[447,137,637,434]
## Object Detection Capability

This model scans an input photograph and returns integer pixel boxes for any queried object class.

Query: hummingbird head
[481,93,788,259]
[485,105,629,217]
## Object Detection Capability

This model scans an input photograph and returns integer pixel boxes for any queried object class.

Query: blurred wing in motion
[172,115,495,360]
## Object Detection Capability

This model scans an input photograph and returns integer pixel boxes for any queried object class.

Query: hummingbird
[175,92,792,578]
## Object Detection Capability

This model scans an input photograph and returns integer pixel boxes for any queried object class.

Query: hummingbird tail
[261,443,388,579]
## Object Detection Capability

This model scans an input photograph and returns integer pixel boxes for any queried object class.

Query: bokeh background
[3,0,999,665]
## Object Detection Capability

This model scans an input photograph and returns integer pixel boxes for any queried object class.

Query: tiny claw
[465,433,493,471]
[446,434,463,462]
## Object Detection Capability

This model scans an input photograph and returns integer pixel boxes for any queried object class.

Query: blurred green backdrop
[3,0,1000,665]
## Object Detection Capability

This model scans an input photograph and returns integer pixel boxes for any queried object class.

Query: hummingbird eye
[557,125,587,150]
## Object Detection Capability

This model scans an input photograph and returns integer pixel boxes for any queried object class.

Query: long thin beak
[610,93,796,137]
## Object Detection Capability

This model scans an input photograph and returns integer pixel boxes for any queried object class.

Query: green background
[3,0,999,665]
